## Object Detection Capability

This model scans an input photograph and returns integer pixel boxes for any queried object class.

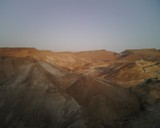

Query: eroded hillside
[0,48,160,128]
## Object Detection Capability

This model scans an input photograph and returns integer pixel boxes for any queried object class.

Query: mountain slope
[0,48,160,128]
[0,57,86,128]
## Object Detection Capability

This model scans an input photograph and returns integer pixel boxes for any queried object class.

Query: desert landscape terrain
[0,48,160,128]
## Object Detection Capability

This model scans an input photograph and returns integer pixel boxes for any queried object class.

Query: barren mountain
[0,48,160,128]
[41,49,117,72]
[117,49,160,61]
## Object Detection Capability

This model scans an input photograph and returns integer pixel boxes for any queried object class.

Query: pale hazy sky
[0,0,160,52]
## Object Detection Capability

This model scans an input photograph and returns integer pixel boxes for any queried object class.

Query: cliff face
[0,48,160,128]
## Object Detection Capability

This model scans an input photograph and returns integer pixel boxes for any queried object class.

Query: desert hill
[0,48,44,60]
[0,48,160,128]
[117,49,160,61]
[41,49,117,72]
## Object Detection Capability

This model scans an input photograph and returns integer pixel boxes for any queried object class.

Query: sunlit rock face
[0,48,160,128]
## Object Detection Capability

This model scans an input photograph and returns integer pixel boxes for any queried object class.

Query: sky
[0,0,160,52]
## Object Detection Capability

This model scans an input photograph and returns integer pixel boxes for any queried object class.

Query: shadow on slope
[0,57,86,128]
